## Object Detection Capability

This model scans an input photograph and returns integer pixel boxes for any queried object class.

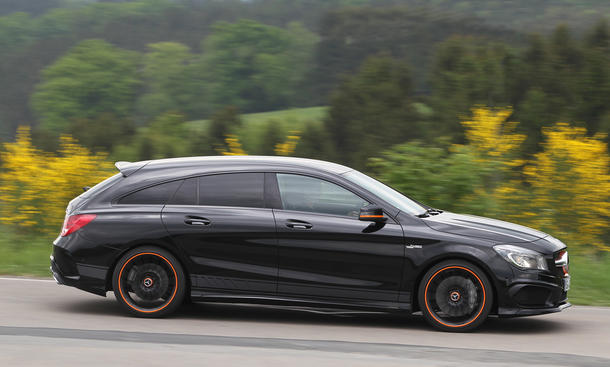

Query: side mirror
[359,205,387,223]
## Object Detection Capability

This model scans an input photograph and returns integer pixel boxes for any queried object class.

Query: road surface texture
[1,277,609,366]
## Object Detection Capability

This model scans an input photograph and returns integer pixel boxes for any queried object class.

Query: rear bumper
[50,244,108,297]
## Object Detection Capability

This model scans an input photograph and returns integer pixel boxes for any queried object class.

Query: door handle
[286,221,312,230]
[184,215,210,226]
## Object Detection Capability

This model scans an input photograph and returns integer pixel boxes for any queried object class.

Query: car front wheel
[418,260,493,332]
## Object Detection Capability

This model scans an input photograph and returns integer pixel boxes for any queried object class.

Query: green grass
[0,231,54,277]
[239,106,328,124]
[568,253,610,306]
[187,106,328,152]
[1,229,609,306]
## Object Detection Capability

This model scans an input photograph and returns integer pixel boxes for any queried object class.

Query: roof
[115,156,353,176]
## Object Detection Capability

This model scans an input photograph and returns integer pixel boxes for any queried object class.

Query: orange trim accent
[424,265,486,328]
[118,252,178,313]
[360,215,384,218]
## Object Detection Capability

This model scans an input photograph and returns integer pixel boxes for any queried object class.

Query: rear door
[161,172,278,295]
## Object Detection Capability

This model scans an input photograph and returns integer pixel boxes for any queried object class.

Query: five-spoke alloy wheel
[112,247,186,317]
[418,260,493,332]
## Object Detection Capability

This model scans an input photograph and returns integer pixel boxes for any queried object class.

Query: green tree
[31,39,141,135]
[136,42,194,122]
[369,143,493,215]
[325,55,418,169]
[205,106,243,154]
[579,20,610,135]
[430,36,513,141]
[68,113,134,153]
[192,20,318,113]
[293,122,335,160]
[256,120,284,155]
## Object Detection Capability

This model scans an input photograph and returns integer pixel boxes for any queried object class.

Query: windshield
[342,170,427,216]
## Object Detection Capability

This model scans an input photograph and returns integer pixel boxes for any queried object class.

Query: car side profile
[51,156,570,331]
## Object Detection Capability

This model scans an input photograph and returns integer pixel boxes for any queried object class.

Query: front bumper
[496,268,570,317]
[498,301,571,317]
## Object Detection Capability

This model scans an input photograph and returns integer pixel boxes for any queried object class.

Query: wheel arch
[410,253,499,315]
[105,241,192,294]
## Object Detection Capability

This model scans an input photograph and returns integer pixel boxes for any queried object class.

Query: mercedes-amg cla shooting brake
[51,156,570,331]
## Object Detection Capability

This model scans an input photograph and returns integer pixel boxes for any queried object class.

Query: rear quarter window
[119,180,183,205]
[81,173,123,199]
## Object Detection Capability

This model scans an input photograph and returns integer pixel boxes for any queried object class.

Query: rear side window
[168,178,197,205]
[119,180,183,205]
[199,173,264,208]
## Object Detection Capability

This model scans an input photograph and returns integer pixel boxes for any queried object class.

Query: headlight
[493,244,548,271]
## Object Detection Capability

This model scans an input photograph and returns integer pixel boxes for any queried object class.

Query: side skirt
[190,288,411,313]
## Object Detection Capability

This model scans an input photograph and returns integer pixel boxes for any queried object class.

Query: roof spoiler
[115,161,149,177]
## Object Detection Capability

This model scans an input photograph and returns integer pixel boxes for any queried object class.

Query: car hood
[422,212,549,244]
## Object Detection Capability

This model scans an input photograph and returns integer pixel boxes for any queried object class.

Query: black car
[51,156,570,331]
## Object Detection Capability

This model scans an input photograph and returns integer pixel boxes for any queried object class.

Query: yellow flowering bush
[523,124,610,251]
[219,134,247,155]
[274,131,301,156]
[0,127,113,234]
[460,108,610,251]
[457,107,526,218]
[219,132,301,156]
[461,107,525,168]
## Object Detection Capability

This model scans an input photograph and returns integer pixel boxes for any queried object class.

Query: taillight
[61,214,97,237]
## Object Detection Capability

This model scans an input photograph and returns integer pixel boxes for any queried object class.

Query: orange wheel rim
[117,252,178,313]
[424,266,486,328]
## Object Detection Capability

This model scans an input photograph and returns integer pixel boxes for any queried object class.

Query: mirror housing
[359,205,387,223]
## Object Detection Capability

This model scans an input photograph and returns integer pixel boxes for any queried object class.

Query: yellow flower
[0,127,113,234]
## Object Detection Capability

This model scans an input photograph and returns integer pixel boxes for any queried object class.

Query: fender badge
[405,244,422,249]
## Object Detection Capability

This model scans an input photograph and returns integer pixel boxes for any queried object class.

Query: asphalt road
[1,277,609,366]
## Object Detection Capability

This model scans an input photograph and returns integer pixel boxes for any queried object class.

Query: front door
[162,173,277,295]
[272,173,405,306]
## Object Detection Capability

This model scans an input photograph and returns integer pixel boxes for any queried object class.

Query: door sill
[191,288,410,312]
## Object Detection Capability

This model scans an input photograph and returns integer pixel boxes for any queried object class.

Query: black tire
[112,246,186,317]
[418,260,493,332]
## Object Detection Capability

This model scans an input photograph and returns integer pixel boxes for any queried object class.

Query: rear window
[119,180,183,205]
[199,173,264,208]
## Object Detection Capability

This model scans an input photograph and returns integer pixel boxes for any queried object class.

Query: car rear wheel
[112,246,186,317]
[418,260,492,332]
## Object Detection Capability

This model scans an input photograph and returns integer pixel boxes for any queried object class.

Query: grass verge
[1,231,608,306]
[568,253,610,306]
[0,232,54,277]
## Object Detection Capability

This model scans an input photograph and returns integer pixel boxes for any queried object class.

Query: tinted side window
[119,180,182,205]
[276,174,368,217]
[168,178,197,205]
[199,173,264,208]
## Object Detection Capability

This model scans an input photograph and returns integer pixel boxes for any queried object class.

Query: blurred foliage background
[0,0,609,304]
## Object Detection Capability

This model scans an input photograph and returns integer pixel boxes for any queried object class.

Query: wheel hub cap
[449,291,461,302]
